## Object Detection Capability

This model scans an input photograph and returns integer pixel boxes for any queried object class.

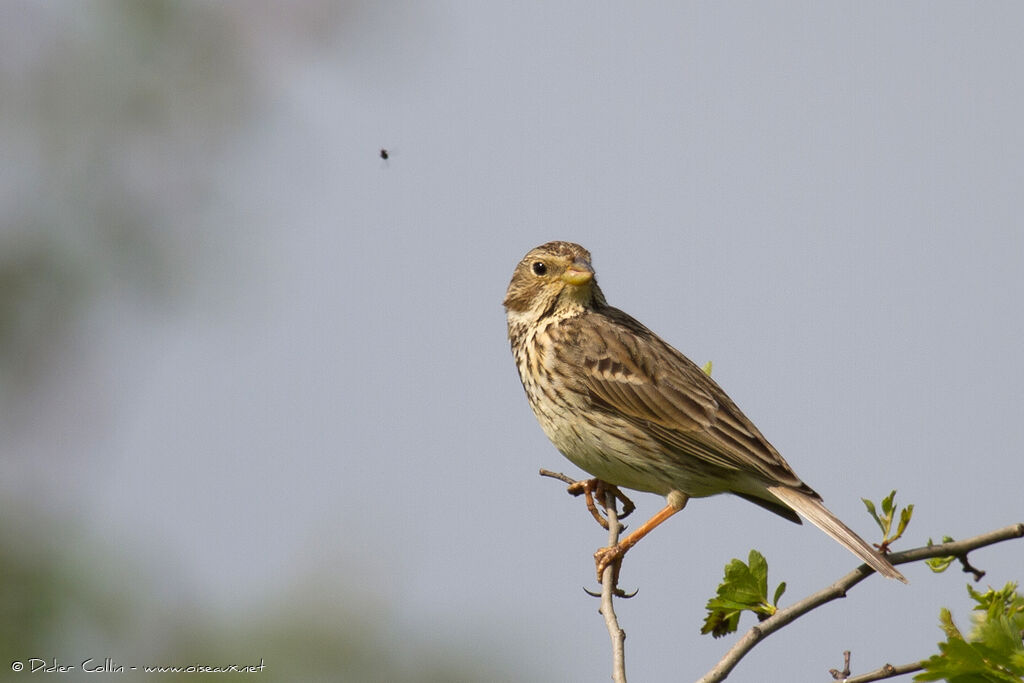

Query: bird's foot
[594,543,626,583]
[566,478,635,529]
[582,544,637,598]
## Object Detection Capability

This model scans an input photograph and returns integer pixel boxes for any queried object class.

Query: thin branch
[829,650,851,679]
[829,650,924,682]
[956,554,985,582]
[599,489,627,683]
[539,468,578,486]
[841,661,924,683]
[698,522,1024,683]
[886,524,1024,566]
[541,469,629,680]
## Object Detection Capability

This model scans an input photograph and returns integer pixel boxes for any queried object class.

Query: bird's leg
[593,493,688,581]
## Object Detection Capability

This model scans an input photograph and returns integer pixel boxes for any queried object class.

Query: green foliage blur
[0,515,503,683]
[916,583,1024,682]
[0,4,517,681]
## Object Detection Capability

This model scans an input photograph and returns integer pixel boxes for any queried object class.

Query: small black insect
[379,148,389,160]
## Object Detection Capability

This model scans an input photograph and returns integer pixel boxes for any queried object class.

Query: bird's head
[504,241,606,322]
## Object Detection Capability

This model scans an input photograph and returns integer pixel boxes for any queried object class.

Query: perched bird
[504,241,906,582]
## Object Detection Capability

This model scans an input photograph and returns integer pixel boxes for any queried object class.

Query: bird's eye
[531,261,548,276]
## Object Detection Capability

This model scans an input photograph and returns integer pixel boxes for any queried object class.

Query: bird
[503,241,906,583]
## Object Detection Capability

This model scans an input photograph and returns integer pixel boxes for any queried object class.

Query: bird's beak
[562,260,594,286]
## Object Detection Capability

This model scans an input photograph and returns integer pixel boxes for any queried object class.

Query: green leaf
[924,536,957,574]
[881,489,896,517]
[897,504,914,537]
[772,581,787,607]
[925,556,956,573]
[701,550,785,639]
[748,550,769,594]
[938,607,962,640]
[701,605,740,638]
[702,360,713,376]
[862,498,884,534]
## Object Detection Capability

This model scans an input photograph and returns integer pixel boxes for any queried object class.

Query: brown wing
[558,306,813,493]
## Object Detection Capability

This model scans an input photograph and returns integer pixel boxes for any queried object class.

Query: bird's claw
[583,585,638,599]
[585,545,638,599]
[567,479,636,529]
[594,544,626,583]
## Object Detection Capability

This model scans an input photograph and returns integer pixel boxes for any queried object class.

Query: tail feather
[767,486,907,583]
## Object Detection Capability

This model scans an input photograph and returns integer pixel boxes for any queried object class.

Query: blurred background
[1,2,1022,681]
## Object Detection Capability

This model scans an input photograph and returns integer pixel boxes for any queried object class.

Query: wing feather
[558,307,809,491]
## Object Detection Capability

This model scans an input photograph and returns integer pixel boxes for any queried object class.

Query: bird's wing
[563,308,808,489]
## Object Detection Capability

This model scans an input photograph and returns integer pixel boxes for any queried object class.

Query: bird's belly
[537,412,726,499]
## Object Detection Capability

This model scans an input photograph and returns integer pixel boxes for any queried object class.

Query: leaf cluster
[701,550,785,638]
[916,582,1024,682]
[861,490,913,551]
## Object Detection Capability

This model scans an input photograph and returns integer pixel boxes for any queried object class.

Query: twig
[599,489,627,683]
[539,468,578,486]
[829,650,851,679]
[957,554,985,582]
[540,469,630,680]
[829,650,923,682]
[697,523,1024,683]
[841,661,924,683]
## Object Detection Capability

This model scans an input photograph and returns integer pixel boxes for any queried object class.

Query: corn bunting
[504,241,906,582]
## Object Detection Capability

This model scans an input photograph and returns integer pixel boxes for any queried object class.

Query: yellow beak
[562,261,594,286]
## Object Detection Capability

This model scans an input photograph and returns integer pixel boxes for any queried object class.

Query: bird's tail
[767,486,907,583]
